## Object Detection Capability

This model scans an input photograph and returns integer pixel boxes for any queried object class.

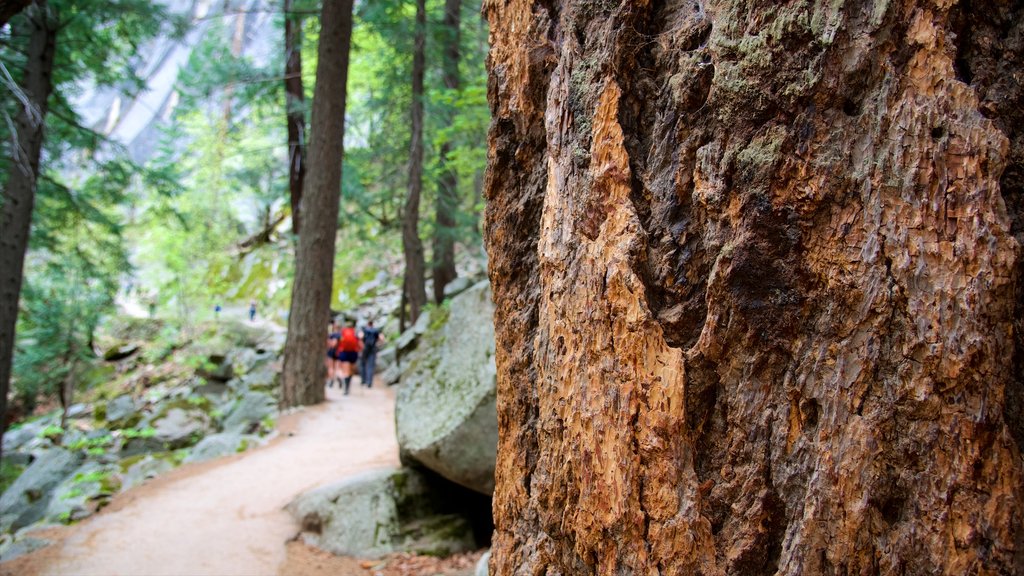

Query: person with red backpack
[334,321,362,395]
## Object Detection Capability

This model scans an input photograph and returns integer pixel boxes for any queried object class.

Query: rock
[197,354,234,382]
[45,461,120,525]
[221,392,276,434]
[396,281,497,494]
[0,448,82,532]
[442,277,474,299]
[394,312,431,353]
[103,343,139,361]
[119,437,165,457]
[104,395,140,429]
[2,423,43,454]
[475,550,490,576]
[65,404,91,419]
[239,365,278,392]
[192,381,229,403]
[184,432,247,463]
[152,407,211,449]
[287,467,475,559]
[0,536,50,562]
[120,455,175,489]
[483,1,1024,572]
[3,452,32,467]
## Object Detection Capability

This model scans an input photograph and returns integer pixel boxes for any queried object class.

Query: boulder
[197,354,234,382]
[442,277,474,299]
[394,312,431,353]
[103,343,139,362]
[287,467,475,559]
[0,448,82,532]
[239,365,278,392]
[121,455,175,489]
[152,407,211,449]
[184,432,247,463]
[0,536,50,562]
[2,423,44,454]
[46,461,120,524]
[120,437,165,457]
[396,281,498,494]
[104,395,140,429]
[192,381,229,403]
[222,391,276,434]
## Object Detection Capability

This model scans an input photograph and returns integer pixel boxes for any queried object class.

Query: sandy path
[39,384,398,576]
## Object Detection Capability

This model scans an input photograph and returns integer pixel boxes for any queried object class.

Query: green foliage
[39,424,64,441]
[4,0,180,416]
[0,460,26,495]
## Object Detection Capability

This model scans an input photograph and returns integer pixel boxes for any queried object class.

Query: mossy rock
[286,467,476,560]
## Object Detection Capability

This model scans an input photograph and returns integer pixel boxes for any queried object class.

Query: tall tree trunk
[280,0,354,408]
[484,1,1024,574]
[432,0,461,304]
[401,0,427,323]
[0,0,57,461]
[284,0,306,235]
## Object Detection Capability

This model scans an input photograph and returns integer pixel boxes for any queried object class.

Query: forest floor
[0,381,485,576]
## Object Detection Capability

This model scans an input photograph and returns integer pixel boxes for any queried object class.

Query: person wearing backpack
[325,320,341,388]
[334,321,362,395]
[359,319,386,388]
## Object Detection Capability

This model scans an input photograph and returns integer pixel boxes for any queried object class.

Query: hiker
[359,319,385,388]
[248,300,257,322]
[334,321,362,395]
[326,321,341,387]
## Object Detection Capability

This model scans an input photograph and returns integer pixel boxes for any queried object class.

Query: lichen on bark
[483,0,1024,574]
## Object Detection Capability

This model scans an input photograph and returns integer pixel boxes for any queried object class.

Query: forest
[3,0,1024,575]
[1,0,487,426]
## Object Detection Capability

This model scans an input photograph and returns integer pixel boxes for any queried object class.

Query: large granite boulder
[287,467,475,559]
[0,448,83,532]
[395,280,497,495]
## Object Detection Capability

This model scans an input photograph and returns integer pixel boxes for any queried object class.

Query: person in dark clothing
[359,319,385,388]
[326,321,341,388]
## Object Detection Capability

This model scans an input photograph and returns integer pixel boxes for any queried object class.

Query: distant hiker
[249,300,257,322]
[334,322,362,395]
[214,304,222,320]
[326,321,341,387]
[359,320,385,388]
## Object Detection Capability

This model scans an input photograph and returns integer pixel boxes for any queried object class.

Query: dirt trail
[29,384,398,576]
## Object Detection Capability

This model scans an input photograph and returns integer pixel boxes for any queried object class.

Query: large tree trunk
[284,0,306,235]
[280,0,353,409]
[484,1,1024,574]
[401,0,427,323]
[432,0,461,304]
[0,0,57,461]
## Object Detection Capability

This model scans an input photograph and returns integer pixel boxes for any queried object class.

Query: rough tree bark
[432,0,461,304]
[284,0,306,235]
[280,0,353,408]
[0,1,57,460]
[401,0,427,323]
[484,1,1024,574]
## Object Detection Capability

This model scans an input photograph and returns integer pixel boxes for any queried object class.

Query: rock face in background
[484,1,1024,574]
[395,281,498,495]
